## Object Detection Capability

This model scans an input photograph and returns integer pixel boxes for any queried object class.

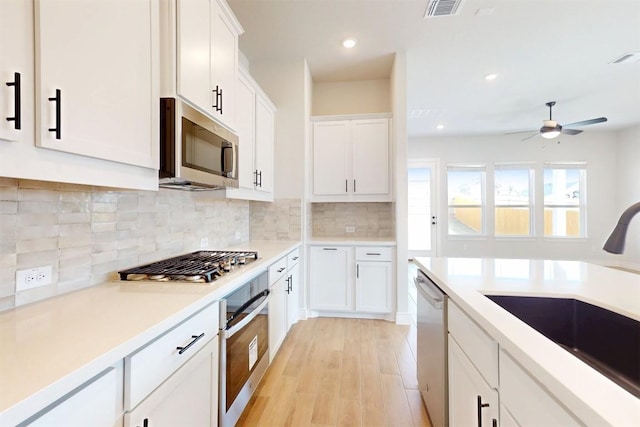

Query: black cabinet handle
[48,89,61,139]
[254,170,259,186]
[492,419,497,427]
[176,333,204,355]
[477,395,490,427]
[323,248,337,251]
[5,72,21,130]
[353,179,357,192]
[366,252,381,256]
[212,85,222,113]
[292,256,298,261]
[356,264,359,278]
[257,170,262,187]
[142,418,149,427]
[288,274,292,292]
[285,275,292,293]
[345,179,348,193]
[277,267,285,273]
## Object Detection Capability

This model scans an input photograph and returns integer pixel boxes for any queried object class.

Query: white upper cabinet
[176,0,211,111]
[0,0,33,144]
[312,115,392,202]
[35,0,158,169]
[226,67,276,202]
[176,0,242,131]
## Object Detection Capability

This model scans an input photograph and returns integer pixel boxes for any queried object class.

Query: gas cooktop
[118,250,258,283]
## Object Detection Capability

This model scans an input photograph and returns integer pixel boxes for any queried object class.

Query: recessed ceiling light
[342,38,358,49]
[485,73,498,81]
[436,124,444,130]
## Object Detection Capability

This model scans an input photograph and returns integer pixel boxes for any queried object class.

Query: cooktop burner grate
[118,250,258,283]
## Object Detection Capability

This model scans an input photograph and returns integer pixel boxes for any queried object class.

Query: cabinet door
[0,0,33,144]
[286,261,300,330]
[209,0,237,129]
[312,121,349,196]
[125,337,218,427]
[176,0,211,113]
[352,119,390,195]
[235,72,256,190]
[28,364,123,427]
[269,276,288,361]
[309,246,352,311]
[254,94,274,194]
[35,0,157,169]
[355,261,392,313]
[448,336,499,427]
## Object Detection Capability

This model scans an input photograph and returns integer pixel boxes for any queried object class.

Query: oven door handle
[225,290,270,339]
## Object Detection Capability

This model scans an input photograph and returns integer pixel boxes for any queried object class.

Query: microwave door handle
[225,292,270,339]
[221,142,234,175]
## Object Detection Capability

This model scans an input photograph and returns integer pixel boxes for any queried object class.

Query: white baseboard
[395,311,413,325]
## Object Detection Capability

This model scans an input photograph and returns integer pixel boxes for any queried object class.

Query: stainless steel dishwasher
[415,269,448,427]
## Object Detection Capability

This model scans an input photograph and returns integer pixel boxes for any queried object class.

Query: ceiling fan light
[541,130,561,139]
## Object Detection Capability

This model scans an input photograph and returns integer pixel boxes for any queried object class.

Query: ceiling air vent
[425,0,465,17]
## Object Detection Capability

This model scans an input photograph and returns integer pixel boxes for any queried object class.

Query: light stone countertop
[414,257,640,426]
[307,237,396,246]
[0,240,300,426]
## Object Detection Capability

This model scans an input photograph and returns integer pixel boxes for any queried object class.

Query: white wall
[392,53,410,323]
[614,125,640,268]
[248,59,308,199]
[312,79,390,115]
[409,131,622,262]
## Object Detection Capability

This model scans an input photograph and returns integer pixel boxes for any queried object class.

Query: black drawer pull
[366,252,381,256]
[176,333,204,355]
[277,267,285,273]
[323,248,337,251]
[6,72,21,130]
[48,89,61,139]
[292,256,298,261]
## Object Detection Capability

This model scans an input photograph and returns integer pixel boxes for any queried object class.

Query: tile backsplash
[311,202,394,238]
[0,178,250,311]
[250,199,302,240]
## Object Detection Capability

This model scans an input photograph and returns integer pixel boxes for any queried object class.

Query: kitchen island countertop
[414,257,640,426]
[0,240,300,426]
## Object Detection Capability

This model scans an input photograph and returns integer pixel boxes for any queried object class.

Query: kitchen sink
[486,295,640,398]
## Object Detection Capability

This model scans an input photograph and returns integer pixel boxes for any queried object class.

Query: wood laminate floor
[237,317,432,427]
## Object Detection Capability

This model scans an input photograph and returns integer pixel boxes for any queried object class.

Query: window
[543,164,586,237]
[494,165,534,236]
[447,165,485,235]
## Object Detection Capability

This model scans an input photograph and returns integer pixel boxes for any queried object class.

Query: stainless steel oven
[219,271,269,427]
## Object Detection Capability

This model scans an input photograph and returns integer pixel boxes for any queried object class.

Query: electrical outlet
[16,266,52,292]
[200,237,209,248]
[346,226,356,233]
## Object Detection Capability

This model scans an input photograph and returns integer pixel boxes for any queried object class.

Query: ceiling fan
[508,101,607,141]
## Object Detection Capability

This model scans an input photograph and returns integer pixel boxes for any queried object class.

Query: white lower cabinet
[125,338,219,427]
[448,336,499,427]
[309,245,394,314]
[21,363,124,427]
[308,246,353,311]
[268,247,301,360]
[499,349,580,426]
[124,302,220,427]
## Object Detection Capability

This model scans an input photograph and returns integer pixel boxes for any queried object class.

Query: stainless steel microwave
[159,97,239,190]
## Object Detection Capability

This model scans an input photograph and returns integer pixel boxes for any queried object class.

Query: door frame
[407,158,440,259]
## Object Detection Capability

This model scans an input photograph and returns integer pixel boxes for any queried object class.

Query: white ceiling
[228,0,640,138]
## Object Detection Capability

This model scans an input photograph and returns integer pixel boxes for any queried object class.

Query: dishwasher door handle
[415,276,444,309]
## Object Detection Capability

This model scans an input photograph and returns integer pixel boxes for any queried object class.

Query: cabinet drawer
[287,248,300,269]
[125,302,220,410]
[269,256,288,286]
[448,301,499,388]
[355,246,393,262]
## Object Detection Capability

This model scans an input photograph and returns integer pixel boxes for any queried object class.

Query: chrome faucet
[603,201,640,254]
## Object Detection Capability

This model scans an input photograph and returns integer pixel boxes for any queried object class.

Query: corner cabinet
[311,115,392,202]
[225,67,275,201]
[0,0,159,190]
[308,244,395,316]
[176,0,242,131]
[268,247,301,360]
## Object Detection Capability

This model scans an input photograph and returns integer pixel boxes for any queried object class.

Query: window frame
[493,163,535,238]
[446,164,487,237]
[542,162,588,239]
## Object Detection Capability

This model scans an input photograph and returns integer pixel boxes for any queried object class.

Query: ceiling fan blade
[520,132,540,141]
[561,129,583,136]
[505,129,538,135]
[563,117,607,127]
